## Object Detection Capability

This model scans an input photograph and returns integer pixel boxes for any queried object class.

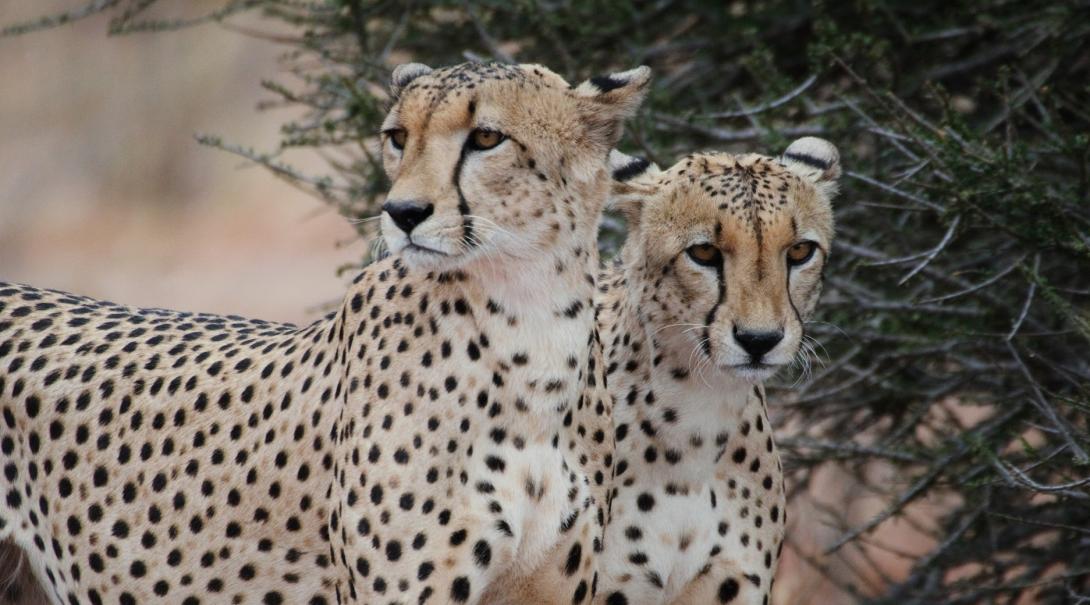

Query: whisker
[348,215,384,225]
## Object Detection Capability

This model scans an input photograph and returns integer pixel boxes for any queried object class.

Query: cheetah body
[0,285,343,604]
[0,61,651,605]
[595,139,841,605]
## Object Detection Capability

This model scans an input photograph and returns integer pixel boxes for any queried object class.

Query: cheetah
[593,138,841,604]
[0,61,650,605]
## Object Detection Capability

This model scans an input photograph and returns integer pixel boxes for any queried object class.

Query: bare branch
[702,75,818,119]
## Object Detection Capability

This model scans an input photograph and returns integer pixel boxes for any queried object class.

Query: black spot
[472,540,491,568]
[484,455,505,472]
[385,540,402,561]
[732,448,747,464]
[718,578,740,602]
[450,529,467,546]
[451,576,471,602]
[564,543,582,576]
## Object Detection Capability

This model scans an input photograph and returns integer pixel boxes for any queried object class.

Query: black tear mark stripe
[785,267,803,325]
[784,151,830,171]
[613,157,651,182]
[703,220,726,359]
[453,98,479,249]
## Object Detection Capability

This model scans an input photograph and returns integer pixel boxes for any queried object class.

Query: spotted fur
[0,61,650,605]
[594,139,840,604]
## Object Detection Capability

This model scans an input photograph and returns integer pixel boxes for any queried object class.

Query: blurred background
[0,0,359,324]
[2,1,1089,604]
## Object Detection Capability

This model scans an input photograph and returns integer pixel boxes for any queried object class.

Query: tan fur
[596,140,840,604]
[613,151,834,372]
[0,62,650,605]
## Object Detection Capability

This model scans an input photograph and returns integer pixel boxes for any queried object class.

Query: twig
[463,1,514,63]
[1,0,121,36]
[990,458,1090,498]
[845,171,945,212]
[1006,254,1040,341]
[346,0,371,58]
[898,215,961,285]
[652,113,824,142]
[379,5,412,63]
[824,405,1023,554]
[1005,341,1090,463]
[779,436,923,463]
[702,74,818,118]
[919,254,1026,303]
[985,511,1090,536]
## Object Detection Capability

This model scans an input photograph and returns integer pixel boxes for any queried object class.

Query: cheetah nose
[382,200,434,235]
[733,327,783,361]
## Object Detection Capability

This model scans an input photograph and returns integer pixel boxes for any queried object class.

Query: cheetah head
[379,61,650,271]
[610,138,840,383]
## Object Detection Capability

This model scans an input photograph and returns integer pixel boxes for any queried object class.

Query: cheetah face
[379,61,650,271]
[611,138,840,383]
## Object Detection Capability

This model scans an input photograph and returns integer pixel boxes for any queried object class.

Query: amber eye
[386,129,407,151]
[467,128,506,151]
[787,241,818,266]
[686,243,722,268]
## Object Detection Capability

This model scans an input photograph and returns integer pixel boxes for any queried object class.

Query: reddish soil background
[0,2,360,325]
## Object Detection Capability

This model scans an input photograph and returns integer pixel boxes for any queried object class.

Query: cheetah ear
[607,149,659,230]
[610,149,658,183]
[781,137,841,199]
[574,66,652,146]
[390,63,434,99]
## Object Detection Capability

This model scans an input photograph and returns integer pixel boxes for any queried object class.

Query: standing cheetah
[0,61,650,605]
[594,139,841,604]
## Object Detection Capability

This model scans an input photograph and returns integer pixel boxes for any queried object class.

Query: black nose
[733,328,784,360]
[382,200,434,235]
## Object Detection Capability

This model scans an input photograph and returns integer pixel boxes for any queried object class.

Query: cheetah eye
[385,128,407,151]
[686,244,722,268]
[786,241,818,267]
[467,128,506,151]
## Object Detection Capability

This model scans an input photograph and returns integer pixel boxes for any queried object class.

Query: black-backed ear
[609,149,657,183]
[607,149,660,230]
[574,66,652,146]
[390,63,434,99]
[781,137,841,198]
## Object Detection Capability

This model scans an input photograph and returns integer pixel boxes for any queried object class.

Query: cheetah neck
[322,246,606,601]
[336,238,601,427]
[468,239,600,418]
[462,239,599,322]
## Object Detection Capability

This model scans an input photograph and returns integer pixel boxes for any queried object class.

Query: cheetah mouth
[405,242,449,256]
[726,362,780,381]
